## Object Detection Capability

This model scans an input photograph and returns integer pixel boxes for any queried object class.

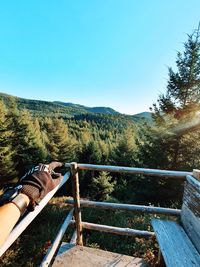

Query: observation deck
[0,163,199,267]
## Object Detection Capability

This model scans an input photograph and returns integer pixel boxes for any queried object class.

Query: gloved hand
[20,162,63,211]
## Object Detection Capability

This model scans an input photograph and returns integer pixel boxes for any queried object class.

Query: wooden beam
[70,220,154,238]
[40,209,74,267]
[181,175,200,254]
[65,198,181,216]
[152,219,200,267]
[70,230,77,245]
[70,162,83,246]
[65,163,191,179]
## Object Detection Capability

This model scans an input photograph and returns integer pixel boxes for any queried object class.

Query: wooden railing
[0,163,192,266]
[65,163,191,246]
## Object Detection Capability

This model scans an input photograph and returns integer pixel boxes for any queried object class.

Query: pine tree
[111,128,137,167]
[90,171,116,201]
[153,26,200,120]
[136,27,200,204]
[43,118,78,162]
[7,108,47,176]
[0,101,16,186]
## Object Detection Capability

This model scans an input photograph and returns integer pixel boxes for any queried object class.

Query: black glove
[20,162,63,211]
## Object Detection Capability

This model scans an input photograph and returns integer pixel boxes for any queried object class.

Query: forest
[0,27,200,207]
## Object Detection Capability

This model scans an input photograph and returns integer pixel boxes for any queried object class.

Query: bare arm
[0,162,62,247]
[0,194,29,246]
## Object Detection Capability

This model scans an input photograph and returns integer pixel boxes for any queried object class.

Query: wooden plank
[66,198,181,216]
[70,230,77,245]
[152,219,200,267]
[183,175,200,217]
[181,205,200,254]
[70,220,154,238]
[0,172,70,257]
[52,244,146,267]
[65,163,191,178]
[40,209,74,267]
[181,175,200,253]
[70,162,83,246]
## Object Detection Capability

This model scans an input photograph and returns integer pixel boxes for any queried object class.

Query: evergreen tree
[90,171,116,201]
[136,26,200,204]
[7,108,47,176]
[79,140,102,164]
[111,128,137,167]
[0,101,16,186]
[43,118,78,162]
[152,26,200,120]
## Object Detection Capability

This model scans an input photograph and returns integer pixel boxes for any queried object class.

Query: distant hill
[54,101,119,115]
[131,112,153,124]
[0,92,153,124]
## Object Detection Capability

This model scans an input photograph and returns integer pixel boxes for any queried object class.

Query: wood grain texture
[181,205,200,254]
[70,163,83,246]
[70,230,77,245]
[65,163,191,178]
[152,219,200,267]
[53,243,146,267]
[181,175,200,253]
[70,220,154,238]
[182,175,200,218]
[66,197,181,216]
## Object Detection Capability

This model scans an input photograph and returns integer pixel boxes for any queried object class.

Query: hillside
[131,112,154,124]
[54,101,119,115]
[0,92,152,123]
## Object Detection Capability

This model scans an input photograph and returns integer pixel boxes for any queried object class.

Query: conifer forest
[0,27,200,207]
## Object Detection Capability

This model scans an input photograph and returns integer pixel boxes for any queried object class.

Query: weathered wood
[53,244,146,267]
[193,169,200,181]
[66,198,181,216]
[0,172,70,257]
[40,209,74,267]
[181,175,200,253]
[65,163,191,178]
[71,220,154,238]
[152,219,200,267]
[70,162,83,246]
[70,230,77,245]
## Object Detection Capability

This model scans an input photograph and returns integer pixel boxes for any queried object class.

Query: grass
[0,196,177,266]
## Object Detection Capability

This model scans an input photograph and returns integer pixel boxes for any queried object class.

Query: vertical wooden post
[70,162,83,246]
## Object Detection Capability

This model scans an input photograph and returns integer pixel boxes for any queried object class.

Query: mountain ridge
[0,92,152,123]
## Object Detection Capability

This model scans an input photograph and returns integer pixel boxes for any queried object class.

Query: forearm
[0,194,29,247]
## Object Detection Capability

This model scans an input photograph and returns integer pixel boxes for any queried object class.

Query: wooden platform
[52,243,146,267]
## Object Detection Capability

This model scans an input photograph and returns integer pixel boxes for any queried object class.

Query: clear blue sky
[0,1,199,114]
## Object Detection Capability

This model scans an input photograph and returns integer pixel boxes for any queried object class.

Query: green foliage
[0,197,161,267]
[135,26,200,204]
[42,118,78,162]
[8,109,46,176]
[0,27,200,205]
[0,101,16,185]
[90,171,116,201]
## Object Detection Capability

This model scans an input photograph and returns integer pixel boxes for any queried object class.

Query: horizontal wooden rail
[0,172,70,258]
[66,198,181,216]
[71,220,154,238]
[40,209,74,267]
[65,163,191,179]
